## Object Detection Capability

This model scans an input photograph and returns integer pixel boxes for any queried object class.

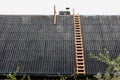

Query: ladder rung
[75,37,81,42]
[75,17,80,18]
[77,68,85,70]
[77,60,84,63]
[75,45,82,48]
[75,42,82,45]
[77,54,83,56]
[77,65,85,67]
[77,71,85,74]
[75,39,82,40]
[76,45,83,47]
[74,22,80,23]
[76,48,83,51]
[77,54,84,56]
[74,28,81,31]
[75,37,82,38]
[76,51,84,53]
[75,32,80,34]
[76,51,83,53]
[76,47,83,49]
[77,68,84,70]
[75,39,82,41]
[77,70,85,72]
[75,33,82,35]
[77,55,84,57]
[76,58,84,60]
[75,23,80,25]
[75,38,82,40]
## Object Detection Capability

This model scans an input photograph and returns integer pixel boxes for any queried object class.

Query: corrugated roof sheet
[1,15,120,76]
[0,15,75,76]
[81,15,120,74]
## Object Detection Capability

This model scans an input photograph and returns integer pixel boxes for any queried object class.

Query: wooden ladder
[74,14,85,75]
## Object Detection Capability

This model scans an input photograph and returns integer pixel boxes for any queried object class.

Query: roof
[0,15,120,76]
[81,15,120,75]
[0,15,75,76]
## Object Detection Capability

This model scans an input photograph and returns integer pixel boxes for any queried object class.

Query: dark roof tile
[0,15,75,76]
[81,15,120,74]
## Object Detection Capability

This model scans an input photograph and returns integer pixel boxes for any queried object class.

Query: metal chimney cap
[66,7,70,10]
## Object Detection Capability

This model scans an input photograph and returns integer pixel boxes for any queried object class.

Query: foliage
[90,48,120,80]
[59,73,91,80]
[59,73,77,80]
[2,67,31,80]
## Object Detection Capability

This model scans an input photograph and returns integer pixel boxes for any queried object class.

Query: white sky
[0,0,120,15]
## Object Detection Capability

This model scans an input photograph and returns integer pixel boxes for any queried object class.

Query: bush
[90,48,120,80]
[2,67,31,80]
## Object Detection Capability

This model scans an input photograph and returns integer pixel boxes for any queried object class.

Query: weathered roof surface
[0,15,120,76]
[81,15,120,75]
[0,15,75,76]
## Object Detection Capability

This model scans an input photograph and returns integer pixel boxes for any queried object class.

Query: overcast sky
[0,0,120,15]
